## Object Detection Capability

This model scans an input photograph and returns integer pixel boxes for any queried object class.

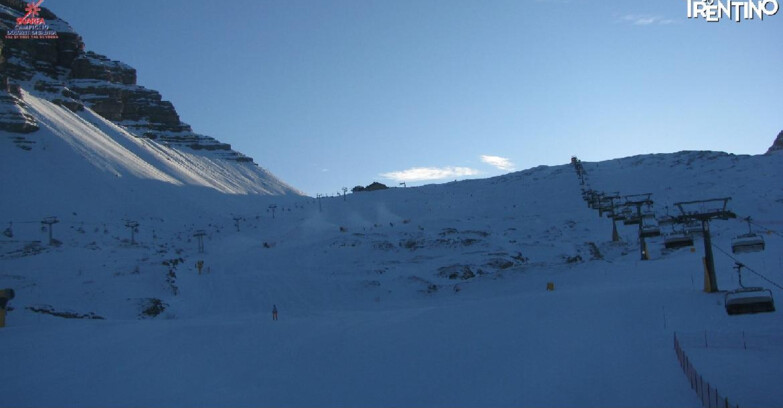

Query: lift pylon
[674,198,736,293]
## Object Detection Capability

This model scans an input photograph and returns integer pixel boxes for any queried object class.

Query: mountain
[0,0,301,199]
[768,130,783,154]
[3,1,783,407]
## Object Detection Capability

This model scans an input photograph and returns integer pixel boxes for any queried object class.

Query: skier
[272,304,278,321]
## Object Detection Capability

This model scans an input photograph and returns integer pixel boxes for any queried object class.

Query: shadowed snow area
[2,122,783,406]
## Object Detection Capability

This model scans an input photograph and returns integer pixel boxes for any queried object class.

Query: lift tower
[41,216,59,246]
[193,230,206,254]
[674,198,735,293]
[125,220,139,245]
[599,194,621,241]
[620,194,653,260]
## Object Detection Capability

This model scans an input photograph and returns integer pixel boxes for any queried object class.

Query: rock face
[0,0,250,160]
[767,130,783,154]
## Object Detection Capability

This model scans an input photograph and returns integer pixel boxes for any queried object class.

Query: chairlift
[623,207,641,225]
[664,228,693,249]
[599,199,614,213]
[658,207,675,226]
[658,215,675,226]
[639,214,661,238]
[731,217,765,254]
[725,263,775,315]
[684,221,703,236]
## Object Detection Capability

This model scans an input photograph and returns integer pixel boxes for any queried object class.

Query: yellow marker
[702,257,712,293]
[547,282,555,291]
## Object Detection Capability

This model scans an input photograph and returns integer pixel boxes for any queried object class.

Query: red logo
[5,0,57,40]
[17,0,46,26]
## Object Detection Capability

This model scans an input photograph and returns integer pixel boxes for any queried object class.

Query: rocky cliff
[767,130,783,154]
[0,0,252,161]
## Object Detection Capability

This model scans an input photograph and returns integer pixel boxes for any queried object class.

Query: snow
[2,89,783,406]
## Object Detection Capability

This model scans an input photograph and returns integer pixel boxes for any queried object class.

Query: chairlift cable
[744,218,783,239]
[711,243,783,290]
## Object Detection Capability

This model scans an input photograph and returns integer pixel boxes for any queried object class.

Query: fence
[676,330,783,351]
[674,333,739,408]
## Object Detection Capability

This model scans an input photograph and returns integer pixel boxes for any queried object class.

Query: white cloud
[380,166,480,182]
[480,155,516,171]
[618,14,678,26]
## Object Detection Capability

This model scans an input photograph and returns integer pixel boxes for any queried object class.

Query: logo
[686,0,779,22]
[4,0,59,40]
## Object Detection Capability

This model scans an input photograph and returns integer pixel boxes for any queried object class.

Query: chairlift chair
[639,215,661,238]
[684,221,703,236]
[731,217,765,254]
[664,232,694,249]
[599,199,614,213]
[658,207,675,226]
[623,208,641,225]
[725,263,775,315]
[658,215,675,226]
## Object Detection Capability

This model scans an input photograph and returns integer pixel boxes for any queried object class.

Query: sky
[47,0,782,196]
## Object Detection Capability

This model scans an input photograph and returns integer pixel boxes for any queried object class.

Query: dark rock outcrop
[0,75,38,138]
[353,182,391,192]
[767,130,783,154]
[0,0,257,162]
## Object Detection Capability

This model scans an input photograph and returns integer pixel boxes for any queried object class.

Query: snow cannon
[0,288,15,328]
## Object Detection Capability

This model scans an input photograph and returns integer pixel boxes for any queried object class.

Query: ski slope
[1,141,782,406]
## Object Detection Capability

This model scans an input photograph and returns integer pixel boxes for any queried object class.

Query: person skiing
[272,304,278,321]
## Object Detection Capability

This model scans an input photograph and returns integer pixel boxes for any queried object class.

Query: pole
[125,221,139,245]
[702,220,718,292]
[41,217,59,246]
[194,230,206,253]
[612,218,620,242]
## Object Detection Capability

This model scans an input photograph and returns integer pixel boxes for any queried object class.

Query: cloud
[480,155,516,171]
[618,14,677,26]
[380,166,480,182]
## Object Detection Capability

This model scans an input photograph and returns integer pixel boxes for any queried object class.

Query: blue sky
[50,0,782,195]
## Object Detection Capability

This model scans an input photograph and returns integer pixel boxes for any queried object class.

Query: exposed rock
[70,51,135,84]
[766,130,783,154]
[0,2,83,81]
[26,304,105,320]
[0,1,260,159]
[0,89,38,134]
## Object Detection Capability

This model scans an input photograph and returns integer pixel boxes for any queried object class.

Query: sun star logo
[686,0,780,22]
[16,0,45,25]
[5,0,58,40]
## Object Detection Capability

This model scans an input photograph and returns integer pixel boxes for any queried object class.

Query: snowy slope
[0,89,300,221]
[1,148,782,407]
